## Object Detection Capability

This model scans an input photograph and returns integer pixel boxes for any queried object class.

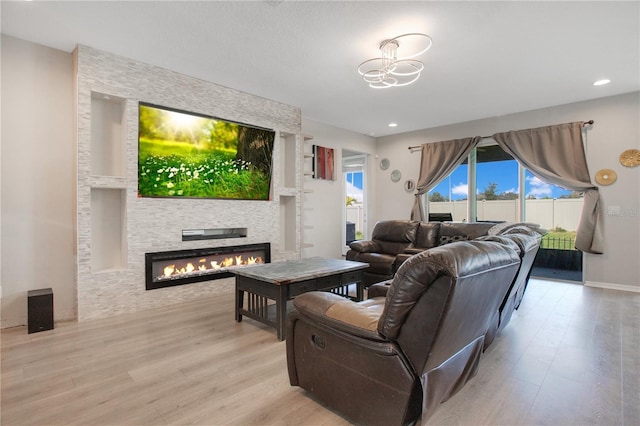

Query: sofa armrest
[291,292,386,342]
[403,248,425,255]
[368,280,392,298]
[348,240,383,253]
[393,249,424,273]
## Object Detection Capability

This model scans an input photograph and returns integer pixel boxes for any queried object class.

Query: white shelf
[278,187,298,196]
[301,134,315,254]
[89,175,127,189]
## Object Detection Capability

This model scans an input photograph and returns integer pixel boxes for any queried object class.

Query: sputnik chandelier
[357,33,433,89]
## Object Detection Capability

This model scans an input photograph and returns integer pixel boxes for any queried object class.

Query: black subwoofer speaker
[27,288,54,334]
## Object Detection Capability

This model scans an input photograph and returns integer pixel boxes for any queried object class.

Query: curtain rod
[407,120,594,150]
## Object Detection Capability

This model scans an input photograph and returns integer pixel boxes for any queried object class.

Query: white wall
[375,93,640,291]
[1,35,77,327]
[301,118,376,258]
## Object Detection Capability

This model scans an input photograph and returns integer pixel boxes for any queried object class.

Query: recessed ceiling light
[388,123,398,128]
[593,79,611,86]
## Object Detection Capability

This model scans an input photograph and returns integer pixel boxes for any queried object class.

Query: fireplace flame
[163,264,176,277]
[156,253,265,282]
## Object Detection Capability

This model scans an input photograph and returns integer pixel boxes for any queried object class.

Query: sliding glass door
[426,141,583,281]
[343,151,367,253]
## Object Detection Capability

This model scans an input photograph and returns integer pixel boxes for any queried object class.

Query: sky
[430,161,573,200]
[345,160,573,202]
[346,171,364,202]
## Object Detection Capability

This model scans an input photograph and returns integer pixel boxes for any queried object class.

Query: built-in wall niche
[303,134,315,178]
[91,92,126,177]
[280,132,297,188]
[91,188,127,272]
[182,228,248,241]
[279,195,297,252]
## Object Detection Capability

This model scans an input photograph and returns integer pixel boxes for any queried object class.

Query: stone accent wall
[75,45,301,321]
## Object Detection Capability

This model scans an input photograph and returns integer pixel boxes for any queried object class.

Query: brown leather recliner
[346,220,419,287]
[483,226,542,349]
[287,239,521,425]
[392,221,497,273]
[369,226,543,349]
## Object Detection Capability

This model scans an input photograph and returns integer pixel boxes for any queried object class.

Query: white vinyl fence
[346,198,583,238]
[429,198,584,231]
[346,204,365,236]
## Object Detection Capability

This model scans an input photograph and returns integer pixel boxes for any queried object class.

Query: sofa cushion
[369,220,419,255]
[368,280,393,298]
[439,235,469,245]
[376,240,414,255]
[413,222,441,249]
[326,298,386,332]
[371,220,419,242]
[488,222,547,236]
[348,239,382,253]
[440,222,495,240]
[351,252,396,275]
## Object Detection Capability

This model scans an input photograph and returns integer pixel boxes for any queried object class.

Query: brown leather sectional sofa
[346,219,520,287]
[287,225,543,425]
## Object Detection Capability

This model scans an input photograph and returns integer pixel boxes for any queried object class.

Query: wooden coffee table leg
[276,286,287,341]
[235,283,244,322]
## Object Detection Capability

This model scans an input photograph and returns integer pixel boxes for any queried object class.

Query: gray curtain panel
[492,122,603,254]
[411,137,480,221]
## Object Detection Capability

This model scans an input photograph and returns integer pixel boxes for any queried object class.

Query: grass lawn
[540,229,577,250]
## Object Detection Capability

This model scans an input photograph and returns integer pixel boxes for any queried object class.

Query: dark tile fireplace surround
[145,242,271,290]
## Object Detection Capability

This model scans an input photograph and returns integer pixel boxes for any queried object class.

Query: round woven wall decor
[619,149,640,167]
[595,168,617,186]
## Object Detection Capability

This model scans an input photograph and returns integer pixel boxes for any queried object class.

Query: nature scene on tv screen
[138,103,274,200]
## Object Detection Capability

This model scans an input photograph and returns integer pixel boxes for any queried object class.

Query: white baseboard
[584,281,640,293]
[1,316,27,329]
[1,309,76,330]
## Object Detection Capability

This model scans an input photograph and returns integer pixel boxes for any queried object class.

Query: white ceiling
[2,1,639,137]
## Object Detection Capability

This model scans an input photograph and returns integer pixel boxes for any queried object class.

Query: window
[425,142,583,226]
[428,162,468,221]
[475,144,520,222]
[425,142,584,282]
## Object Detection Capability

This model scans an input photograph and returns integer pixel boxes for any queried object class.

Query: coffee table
[233,257,368,340]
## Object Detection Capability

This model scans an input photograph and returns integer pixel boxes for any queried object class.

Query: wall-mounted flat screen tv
[138,102,275,200]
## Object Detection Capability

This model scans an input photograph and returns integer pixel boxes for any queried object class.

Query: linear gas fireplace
[145,243,270,290]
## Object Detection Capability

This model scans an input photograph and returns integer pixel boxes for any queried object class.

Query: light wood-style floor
[2,278,639,425]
